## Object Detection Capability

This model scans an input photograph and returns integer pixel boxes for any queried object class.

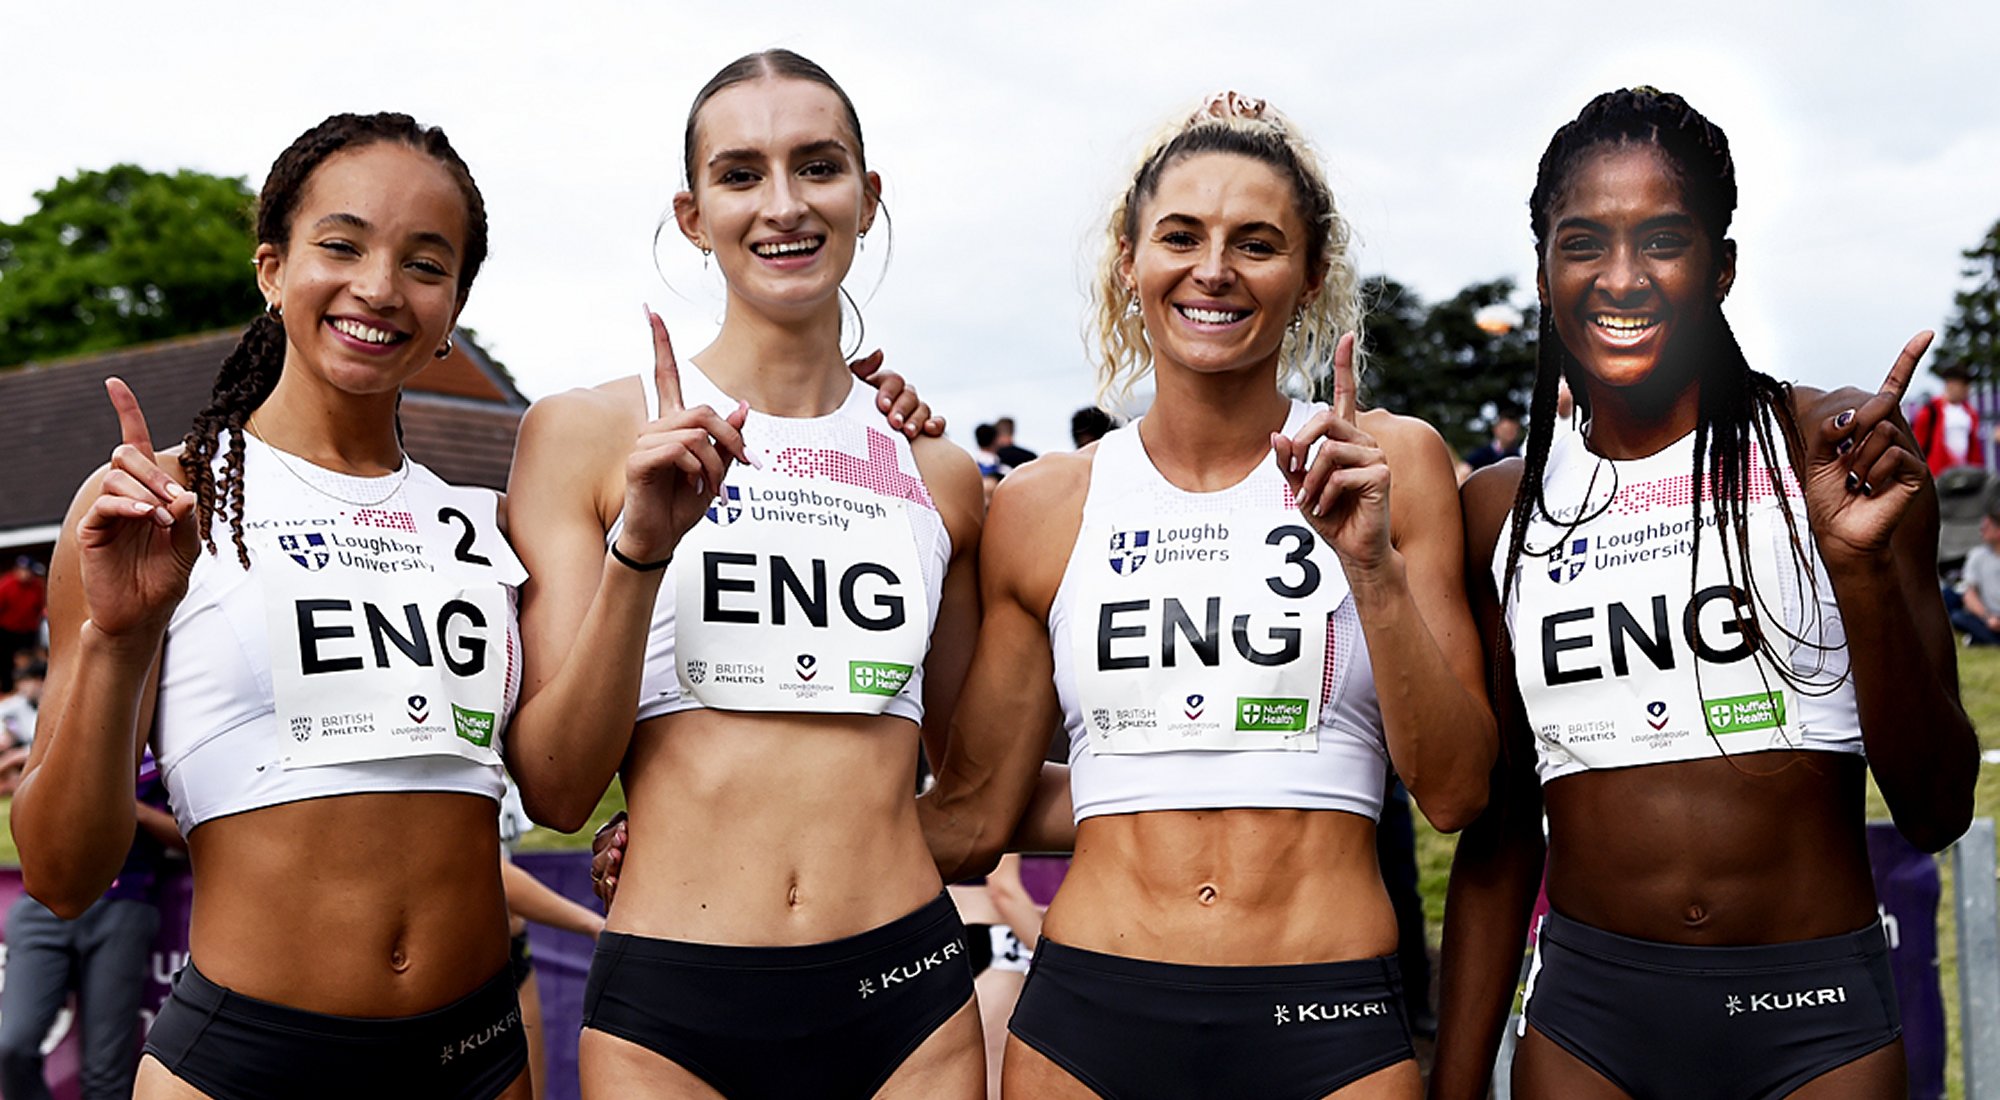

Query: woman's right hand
[614,309,755,565]
[78,378,198,639]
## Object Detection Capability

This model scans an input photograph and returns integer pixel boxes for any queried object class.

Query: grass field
[2,651,1995,1094]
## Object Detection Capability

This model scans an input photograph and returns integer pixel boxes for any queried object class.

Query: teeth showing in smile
[1177,305,1250,325]
[1592,314,1657,336]
[752,237,824,257]
[330,318,402,345]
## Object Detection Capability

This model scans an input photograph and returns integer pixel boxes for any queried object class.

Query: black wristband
[609,542,671,572]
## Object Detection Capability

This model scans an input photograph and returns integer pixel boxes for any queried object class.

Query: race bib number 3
[1076,519,1346,755]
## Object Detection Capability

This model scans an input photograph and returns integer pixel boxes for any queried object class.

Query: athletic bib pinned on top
[263,468,524,771]
[1067,432,1349,756]
[1499,426,1859,784]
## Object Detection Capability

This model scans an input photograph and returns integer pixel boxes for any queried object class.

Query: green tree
[1331,275,1539,453]
[1938,218,2000,382]
[0,165,259,366]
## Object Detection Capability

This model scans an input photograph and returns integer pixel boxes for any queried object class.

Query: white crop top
[610,365,950,726]
[1494,422,1859,785]
[153,434,523,833]
[1050,403,1388,823]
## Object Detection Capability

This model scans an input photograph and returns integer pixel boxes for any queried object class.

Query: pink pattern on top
[774,429,936,510]
[352,509,418,533]
[1610,446,1803,515]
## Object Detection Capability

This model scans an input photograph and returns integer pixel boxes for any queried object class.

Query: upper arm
[937,455,1087,819]
[911,434,986,770]
[505,387,633,705]
[1459,461,1544,805]
[1371,412,1488,708]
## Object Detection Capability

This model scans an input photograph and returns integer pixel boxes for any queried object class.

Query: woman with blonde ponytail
[916,94,1495,1099]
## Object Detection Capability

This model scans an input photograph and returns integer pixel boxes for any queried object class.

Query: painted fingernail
[1836,438,1853,456]
[1861,481,1875,497]
[154,507,174,526]
[1835,409,1855,429]
[890,413,903,426]
[1845,472,1860,492]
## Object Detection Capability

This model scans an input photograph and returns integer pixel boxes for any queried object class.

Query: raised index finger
[1880,330,1933,404]
[105,377,154,454]
[648,307,684,413]
[1331,331,1358,425]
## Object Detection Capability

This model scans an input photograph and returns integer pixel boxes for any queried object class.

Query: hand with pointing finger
[1804,331,1932,565]
[1269,333,1395,581]
[78,378,200,638]
[614,308,756,568]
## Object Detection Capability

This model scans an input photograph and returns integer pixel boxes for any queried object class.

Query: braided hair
[1500,88,1827,719]
[181,113,488,567]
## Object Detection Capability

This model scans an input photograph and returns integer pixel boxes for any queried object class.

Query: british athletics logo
[1108,530,1150,575]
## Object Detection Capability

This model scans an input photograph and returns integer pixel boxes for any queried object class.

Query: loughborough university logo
[278,532,331,571]
[705,486,743,526]
[1108,529,1150,575]
[1545,536,1588,584]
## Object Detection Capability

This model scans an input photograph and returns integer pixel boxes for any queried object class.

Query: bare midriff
[1044,807,1395,965]
[1543,751,1878,944]
[186,791,509,1017]
[608,708,942,945]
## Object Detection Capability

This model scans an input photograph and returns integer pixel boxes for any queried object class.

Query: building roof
[0,327,527,549]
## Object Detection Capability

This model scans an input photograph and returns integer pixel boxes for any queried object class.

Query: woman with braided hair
[1432,88,1978,1100]
[905,92,1494,1099]
[12,113,533,1100]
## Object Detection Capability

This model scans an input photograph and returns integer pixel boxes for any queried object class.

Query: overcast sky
[6,2,1997,456]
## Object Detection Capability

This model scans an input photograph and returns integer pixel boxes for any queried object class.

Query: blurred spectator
[992,417,1037,470]
[0,557,46,663]
[1912,364,1982,477]
[974,424,1003,478]
[1952,503,2000,645]
[1071,407,1117,448]
[0,752,183,1100]
[0,659,39,750]
[1465,406,1524,470]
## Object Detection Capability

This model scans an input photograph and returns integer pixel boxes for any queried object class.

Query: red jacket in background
[1912,396,1983,477]
[0,572,46,635]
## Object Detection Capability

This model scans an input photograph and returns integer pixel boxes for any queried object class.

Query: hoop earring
[1124,287,1140,318]
[434,335,455,359]
[266,302,282,321]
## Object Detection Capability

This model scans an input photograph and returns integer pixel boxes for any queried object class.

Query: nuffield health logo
[1546,537,1588,584]
[706,485,743,526]
[1108,529,1150,575]
[279,532,331,571]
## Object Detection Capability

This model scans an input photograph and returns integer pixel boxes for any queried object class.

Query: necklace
[244,418,411,508]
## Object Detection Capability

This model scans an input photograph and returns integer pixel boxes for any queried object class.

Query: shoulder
[516,381,644,470]
[991,447,1093,519]
[1460,457,1528,562]
[1358,409,1459,496]
[910,434,985,552]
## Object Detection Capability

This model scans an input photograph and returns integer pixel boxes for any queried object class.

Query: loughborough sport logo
[706,486,743,526]
[1108,529,1150,575]
[279,532,331,571]
[1545,536,1588,584]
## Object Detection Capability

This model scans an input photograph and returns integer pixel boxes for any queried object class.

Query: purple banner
[1868,822,1947,1100]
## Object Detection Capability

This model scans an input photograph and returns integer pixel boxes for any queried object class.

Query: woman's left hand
[1804,331,1930,565]
[1271,333,1394,581]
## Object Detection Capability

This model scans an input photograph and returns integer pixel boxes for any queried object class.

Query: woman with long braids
[1432,88,1978,1100]
[913,93,1495,1100]
[503,50,987,1098]
[11,113,537,1099]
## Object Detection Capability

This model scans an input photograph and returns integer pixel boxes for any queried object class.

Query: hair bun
[1199,91,1267,122]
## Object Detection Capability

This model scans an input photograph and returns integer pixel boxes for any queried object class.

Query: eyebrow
[311,212,458,257]
[706,139,853,168]
[1153,213,1290,238]
[1555,212,1697,235]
